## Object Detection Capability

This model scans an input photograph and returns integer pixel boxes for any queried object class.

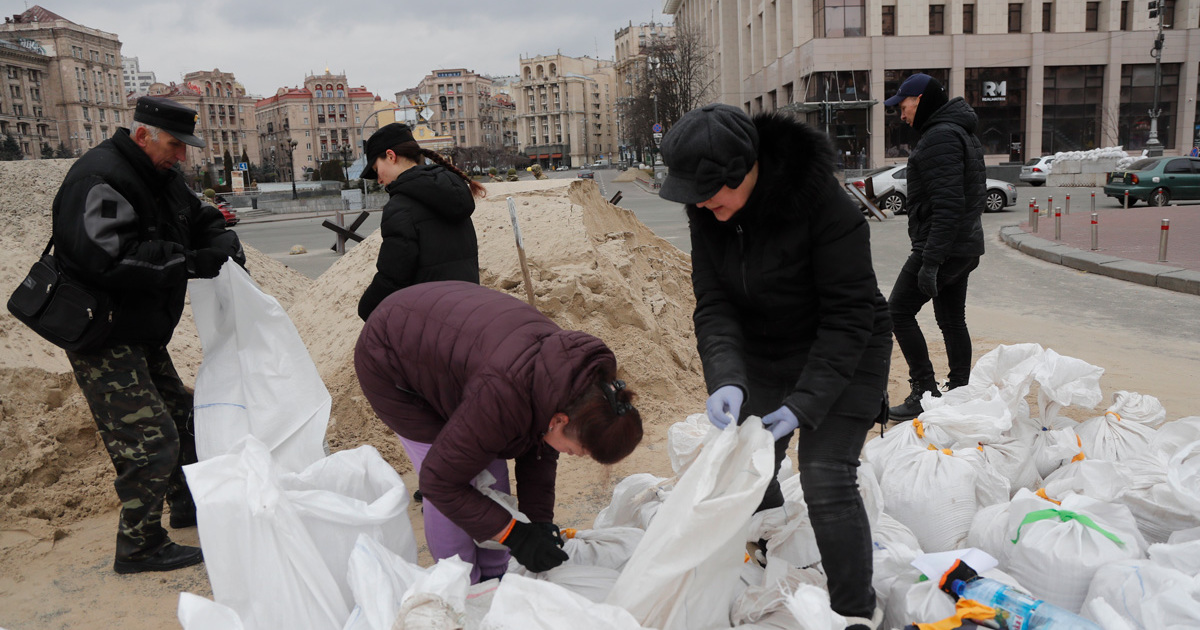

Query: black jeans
[740,359,878,619]
[888,252,980,385]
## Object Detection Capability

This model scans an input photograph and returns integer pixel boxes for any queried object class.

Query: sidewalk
[1000,203,1200,295]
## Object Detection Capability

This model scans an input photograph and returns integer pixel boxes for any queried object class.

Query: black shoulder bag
[7,238,115,353]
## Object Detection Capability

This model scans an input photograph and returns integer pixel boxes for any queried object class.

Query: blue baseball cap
[884,74,934,107]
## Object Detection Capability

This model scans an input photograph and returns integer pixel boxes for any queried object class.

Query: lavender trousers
[398,436,512,583]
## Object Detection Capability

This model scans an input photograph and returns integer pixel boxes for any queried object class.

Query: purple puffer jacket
[354,281,616,542]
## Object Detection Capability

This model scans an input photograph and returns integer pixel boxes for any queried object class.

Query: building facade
[144,69,261,186]
[518,54,618,168]
[2,6,130,158]
[255,71,378,182]
[614,21,675,164]
[664,0,1200,166]
[489,75,522,152]
[406,68,502,149]
[121,56,156,96]
[0,37,57,157]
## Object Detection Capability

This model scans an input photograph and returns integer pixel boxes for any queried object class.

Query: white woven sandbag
[666,413,713,475]
[731,566,832,630]
[1150,535,1200,575]
[1079,597,1137,630]
[1033,349,1104,423]
[1115,449,1200,544]
[1042,459,1133,503]
[754,501,821,570]
[923,344,1044,421]
[1084,559,1197,629]
[1139,579,1200,629]
[967,500,1017,566]
[479,573,646,630]
[593,473,671,530]
[862,421,930,475]
[917,388,1013,447]
[879,446,978,552]
[560,528,644,572]
[1025,425,1084,479]
[975,436,1041,496]
[342,535,469,630]
[859,460,885,530]
[1075,411,1156,462]
[955,447,1011,508]
[872,537,920,616]
[781,583,849,630]
[1167,439,1200,514]
[1004,492,1146,613]
[874,512,923,553]
[1151,417,1200,456]
[1105,391,1167,428]
[885,568,1025,630]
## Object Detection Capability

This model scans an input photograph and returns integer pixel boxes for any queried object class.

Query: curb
[999,226,1200,295]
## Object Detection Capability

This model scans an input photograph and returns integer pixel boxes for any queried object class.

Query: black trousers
[888,252,980,385]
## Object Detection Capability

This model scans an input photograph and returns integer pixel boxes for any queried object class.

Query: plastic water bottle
[950,577,1102,629]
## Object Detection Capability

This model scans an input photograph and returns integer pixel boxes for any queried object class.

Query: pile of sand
[0,161,704,565]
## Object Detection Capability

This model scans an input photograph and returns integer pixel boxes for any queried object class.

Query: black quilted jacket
[905,97,986,264]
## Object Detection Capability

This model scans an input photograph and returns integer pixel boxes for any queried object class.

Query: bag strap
[42,236,54,257]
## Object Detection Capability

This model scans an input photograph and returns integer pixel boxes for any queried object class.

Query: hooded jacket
[354,281,616,542]
[358,163,479,320]
[686,114,893,430]
[50,128,244,348]
[905,97,987,263]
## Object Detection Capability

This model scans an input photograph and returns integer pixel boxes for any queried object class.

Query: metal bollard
[1124,190,1129,209]
[1158,219,1170,262]
[1065,194,1071,215]
[1091,191,1096,214]
[1048,196,1053,215]
[1054,207,1062,240]
[1091,213,1099,251]
[1028,197,1036,225]
[1032,205,1040,232]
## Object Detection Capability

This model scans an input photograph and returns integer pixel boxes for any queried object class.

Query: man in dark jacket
[660,104,891,630]
[52,96,245,574]
[884,74,986,420]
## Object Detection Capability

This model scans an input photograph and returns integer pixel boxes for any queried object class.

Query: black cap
[134,96,204,148]
[658,104,758,205]
[361,122,417,180]
[885,73,935,106]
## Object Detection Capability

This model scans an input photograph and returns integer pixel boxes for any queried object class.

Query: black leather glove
[532,522,565,548]
[188,248,230,279]
[502,520,568,572]
[917,263,940,298]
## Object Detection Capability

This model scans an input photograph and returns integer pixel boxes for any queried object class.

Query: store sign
[982,81,1007,103]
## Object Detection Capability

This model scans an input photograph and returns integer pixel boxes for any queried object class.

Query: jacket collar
[111,128,176,190]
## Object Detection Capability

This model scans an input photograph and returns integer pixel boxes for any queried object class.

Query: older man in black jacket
[884,74,986,421]
[52,96,244,574]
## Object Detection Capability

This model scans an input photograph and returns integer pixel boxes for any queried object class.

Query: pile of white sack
[1053,146,1128,164]
[177,272,1200,629]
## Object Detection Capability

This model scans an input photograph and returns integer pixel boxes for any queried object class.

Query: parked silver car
[1019,156,1055,186]
[848,164,1018,214]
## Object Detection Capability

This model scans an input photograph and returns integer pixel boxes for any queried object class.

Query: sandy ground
[1,160,1196,630]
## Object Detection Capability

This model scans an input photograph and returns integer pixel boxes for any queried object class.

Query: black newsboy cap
[134,96,205,148]
[361,123,417,180]
[658,104,759,205]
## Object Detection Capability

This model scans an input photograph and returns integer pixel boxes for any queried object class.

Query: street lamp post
[1144,1,1166,156]
[286,139,298,199]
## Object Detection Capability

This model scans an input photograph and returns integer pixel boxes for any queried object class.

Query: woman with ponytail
[354,281,644,583]
[357,123,487,320]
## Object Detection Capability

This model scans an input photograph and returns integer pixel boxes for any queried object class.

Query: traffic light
[1148,0,1159,19]
[439,95,448,111]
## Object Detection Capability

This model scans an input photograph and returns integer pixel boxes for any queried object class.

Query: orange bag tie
[1106,411,1122,422]
[913,418,926,439]
[1035,488,1062,505]
[1071,434,1086,462]
[560,528,578,540]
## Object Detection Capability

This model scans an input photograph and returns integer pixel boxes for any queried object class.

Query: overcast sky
[24,1,671,98]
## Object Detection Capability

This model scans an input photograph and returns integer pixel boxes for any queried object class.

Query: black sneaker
[113,542,204,574]
[888,379,940,421]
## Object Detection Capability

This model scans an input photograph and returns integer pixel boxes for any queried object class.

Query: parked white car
[1019,155,1055,186]
[848,164,1018,214]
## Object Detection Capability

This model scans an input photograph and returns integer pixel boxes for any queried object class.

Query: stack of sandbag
[1082,527,1200,628]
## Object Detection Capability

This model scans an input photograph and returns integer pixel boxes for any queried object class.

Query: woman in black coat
[357,123,485,320]
[659,104,891,630]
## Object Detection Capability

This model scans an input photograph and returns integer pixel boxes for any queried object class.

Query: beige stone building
[614,21,675,164]
[2,6,129,158]
[144,70,261,185]
[517,54,618,167]
[489,75,521,152]
[403,68,503,149]
[256,71,378,182]
[0,37,57,157]
[664,0,1200,165]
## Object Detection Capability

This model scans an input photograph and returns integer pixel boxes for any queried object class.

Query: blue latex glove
[761,405,799,441]
[917,263,940,298]
[705,385,743,430]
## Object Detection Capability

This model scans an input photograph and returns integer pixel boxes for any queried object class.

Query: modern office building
[664,0,1200,166]
[517,53,618,168]
[121,56,156,96]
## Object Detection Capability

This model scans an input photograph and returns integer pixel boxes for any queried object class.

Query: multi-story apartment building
[614,21,674,164]
[665,0,1200,166]
[408,68,501,149]
[2,6,130,158]
[489,75,522,152]
[144,70,261,184]
[121,56,156,96]
[0,37,57,157]
[255,71,378,182]
[517,54,618,168]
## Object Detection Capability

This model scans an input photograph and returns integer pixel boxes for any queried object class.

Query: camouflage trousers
[66,343,197,561]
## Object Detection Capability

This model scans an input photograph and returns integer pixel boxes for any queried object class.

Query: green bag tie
[1010,508,1125,547]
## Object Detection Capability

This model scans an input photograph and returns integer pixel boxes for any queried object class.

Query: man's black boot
[888,379,940,421]
[114,542,203,574]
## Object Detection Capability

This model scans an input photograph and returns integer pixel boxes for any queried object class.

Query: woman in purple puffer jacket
[354,281,644,583]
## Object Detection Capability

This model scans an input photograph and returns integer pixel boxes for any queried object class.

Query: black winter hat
[658,104,759,205]
[134,96,205,148]
[361,122,417,180]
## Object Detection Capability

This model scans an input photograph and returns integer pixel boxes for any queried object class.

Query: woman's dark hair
[561,370,643,465]
[389,140,487,199]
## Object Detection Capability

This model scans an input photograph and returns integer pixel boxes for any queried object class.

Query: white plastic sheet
[606,418,774,630]
[190,261,329,472]
[182,437,416,630]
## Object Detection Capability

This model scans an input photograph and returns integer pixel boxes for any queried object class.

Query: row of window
[0,102,45,117]
[5,66,40,82]
[845,0,1178,37]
